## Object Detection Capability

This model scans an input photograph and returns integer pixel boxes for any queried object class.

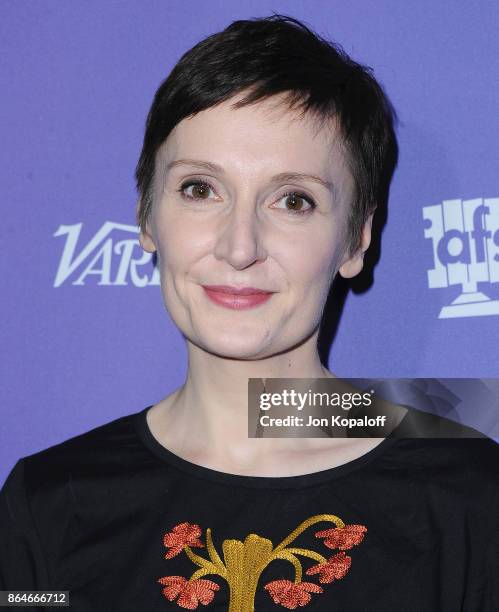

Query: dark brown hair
[135,13,398,257]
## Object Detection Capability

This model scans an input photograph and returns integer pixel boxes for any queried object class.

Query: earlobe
[338,211,374,279]
[139,222,157,254]
[338,251,364,279]
[136,199,157,253]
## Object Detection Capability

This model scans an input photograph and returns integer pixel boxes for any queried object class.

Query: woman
[1,14,498,611]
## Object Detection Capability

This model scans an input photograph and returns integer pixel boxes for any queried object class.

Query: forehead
[156,92,351,186]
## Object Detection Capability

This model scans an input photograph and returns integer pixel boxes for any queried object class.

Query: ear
[136,200,157,253]
[338,211,374,279]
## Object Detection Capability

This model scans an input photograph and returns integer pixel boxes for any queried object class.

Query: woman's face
[140,92,370,360]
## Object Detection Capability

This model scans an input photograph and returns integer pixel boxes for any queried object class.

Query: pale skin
[139,91,405,476]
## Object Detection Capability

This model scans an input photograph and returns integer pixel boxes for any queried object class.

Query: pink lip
[202,285,274,310]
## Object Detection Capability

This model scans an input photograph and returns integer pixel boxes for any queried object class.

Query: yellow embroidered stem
[280,547,326,565]
[223,534,274,612]
[206,527,227,577]
[190,567,211,581]
[273,513,345,553]
[184,545,220,576]
[271,551,303,583]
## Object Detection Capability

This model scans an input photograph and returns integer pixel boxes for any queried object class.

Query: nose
[213,200,268,270]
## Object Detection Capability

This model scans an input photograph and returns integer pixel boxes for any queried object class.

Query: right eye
[178,180,218,201]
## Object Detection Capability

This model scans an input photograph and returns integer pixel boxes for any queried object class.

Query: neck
[156,328,338,467]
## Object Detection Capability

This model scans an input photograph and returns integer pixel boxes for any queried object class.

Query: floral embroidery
[264,579,323,609]
[163,522,205,559]
[305,551,351,583]
[314,524,367,551]
[157,513,367,610]
[158,576,220,609]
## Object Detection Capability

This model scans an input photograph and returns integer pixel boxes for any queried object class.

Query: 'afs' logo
[53,222,159,287]
[423,198,499,318]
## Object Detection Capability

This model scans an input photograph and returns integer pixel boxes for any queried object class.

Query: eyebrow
[165,159,336,194]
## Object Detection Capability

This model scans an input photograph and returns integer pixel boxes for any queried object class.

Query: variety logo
[423,198,499,318]
[53,222,159,287]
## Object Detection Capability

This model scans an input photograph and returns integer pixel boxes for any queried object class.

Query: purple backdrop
[2,0,499,485]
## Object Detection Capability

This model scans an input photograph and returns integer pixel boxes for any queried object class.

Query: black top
[1,406,498,611]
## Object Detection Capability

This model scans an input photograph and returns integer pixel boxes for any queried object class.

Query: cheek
[155,216,207,271]
[284,232,339,288]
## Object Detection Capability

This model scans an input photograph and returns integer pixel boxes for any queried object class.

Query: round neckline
[134,405,407,489]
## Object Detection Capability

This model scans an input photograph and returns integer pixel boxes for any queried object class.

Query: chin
[196,333,275,360]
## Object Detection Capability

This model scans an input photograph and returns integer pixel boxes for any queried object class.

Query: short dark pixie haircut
[135,13,398,258]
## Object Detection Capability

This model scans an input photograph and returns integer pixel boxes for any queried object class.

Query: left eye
[273,192,316,215]
[178,180,217,200]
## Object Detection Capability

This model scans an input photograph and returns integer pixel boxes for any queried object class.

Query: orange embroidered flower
[264,579,323,609]
[305,551,352,584]
[314,524,367,550]
[158,575,220,609]
[163,522,205,559]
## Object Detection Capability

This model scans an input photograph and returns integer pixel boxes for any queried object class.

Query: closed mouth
[201,285,274,296]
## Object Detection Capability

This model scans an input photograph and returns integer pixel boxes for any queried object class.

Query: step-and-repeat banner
[1,1,498,484]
